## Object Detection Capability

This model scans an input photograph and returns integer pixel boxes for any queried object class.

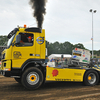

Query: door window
[17,33,33,46]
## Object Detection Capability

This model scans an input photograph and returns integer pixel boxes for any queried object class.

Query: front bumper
[0,70,12,77]
[0,69,21,78]
[0,59,12,77]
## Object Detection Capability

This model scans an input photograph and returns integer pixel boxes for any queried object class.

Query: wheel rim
[27,72,39,85]
[88,73,96,84]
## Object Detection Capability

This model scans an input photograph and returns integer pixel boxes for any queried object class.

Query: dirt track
[1,75,100,100]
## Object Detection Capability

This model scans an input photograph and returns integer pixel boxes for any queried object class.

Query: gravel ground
[0,74,100,100]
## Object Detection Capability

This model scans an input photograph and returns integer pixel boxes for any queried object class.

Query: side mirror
[16,34,21,44]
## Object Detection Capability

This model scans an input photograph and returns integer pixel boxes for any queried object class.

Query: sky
[0,0,100,50]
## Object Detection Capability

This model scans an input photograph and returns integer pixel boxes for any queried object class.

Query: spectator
[65,58,68,65]
[44,56,49,64]
[50,58,54,62]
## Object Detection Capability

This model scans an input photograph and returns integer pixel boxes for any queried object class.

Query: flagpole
[90,9,97,58]
[92,11,93,58]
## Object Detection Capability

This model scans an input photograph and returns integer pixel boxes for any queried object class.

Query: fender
[83,67,100,78]
[21,59,45,71]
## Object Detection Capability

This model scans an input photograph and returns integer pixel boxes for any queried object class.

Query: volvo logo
[36,37,44,44]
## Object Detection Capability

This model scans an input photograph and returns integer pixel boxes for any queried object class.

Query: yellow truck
[0,25,100,90]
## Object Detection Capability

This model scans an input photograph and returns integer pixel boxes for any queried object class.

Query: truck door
[12,32,36,68]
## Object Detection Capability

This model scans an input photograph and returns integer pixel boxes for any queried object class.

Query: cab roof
[7,27,42,39]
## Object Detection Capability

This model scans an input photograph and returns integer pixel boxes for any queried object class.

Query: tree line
[0,36,8,46]
[0,36,100,57]
[46,41,100,57]
[46,41,86,55]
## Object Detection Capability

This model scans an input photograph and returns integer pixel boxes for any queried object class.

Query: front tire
[21,67,43,90]
[83,70,99,86]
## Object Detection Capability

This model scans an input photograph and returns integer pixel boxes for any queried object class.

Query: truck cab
[1,25,46,89]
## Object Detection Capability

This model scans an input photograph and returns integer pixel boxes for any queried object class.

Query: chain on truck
[1,25,100,90]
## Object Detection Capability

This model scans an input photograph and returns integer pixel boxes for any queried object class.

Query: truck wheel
[83,70,99,86]
[14,78,21,84]
[21,67,43,90]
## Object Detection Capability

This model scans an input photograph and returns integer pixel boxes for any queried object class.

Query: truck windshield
[7,34,15,48]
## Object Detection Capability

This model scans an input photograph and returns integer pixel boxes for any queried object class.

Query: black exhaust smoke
[29,0,47,28]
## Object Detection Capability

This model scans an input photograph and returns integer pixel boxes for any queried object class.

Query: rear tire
[83,70,99,86]
[21,67,43,90]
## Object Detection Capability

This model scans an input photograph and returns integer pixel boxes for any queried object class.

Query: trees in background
[47,41,86,55]
[0,36,100,56]
[0,36,8,46]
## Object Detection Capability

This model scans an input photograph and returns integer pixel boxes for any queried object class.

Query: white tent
[48,54,72,60]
